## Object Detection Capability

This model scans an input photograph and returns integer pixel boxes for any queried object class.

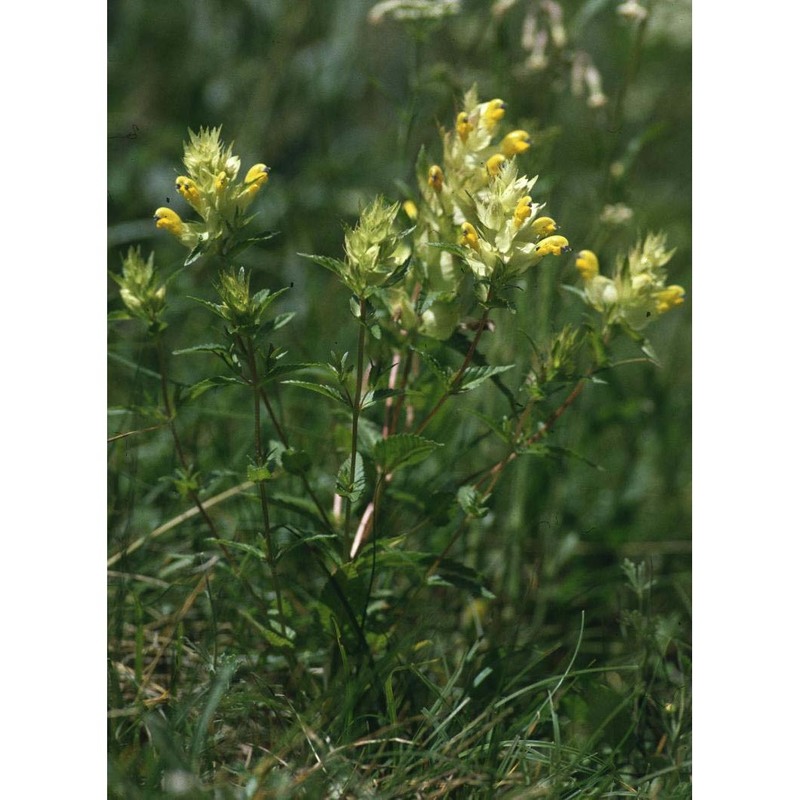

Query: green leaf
[298,253,347,279]
[457,485,489,519]
[427,241,473,261]
[237,608,295,650]
[425,557,495,599]
[184,240,208,267]
[185,375,243,400]
[337,453,365,503]
[281,380,347,405]
[247,463,272,482]
[189,295,228,320]
[360,387,403,411]
[205,538,265,560]
[457,364,515,393]
[373,434,442,473]
[262,311,296,334]
[173,343,230,357]
[107,309,133,321]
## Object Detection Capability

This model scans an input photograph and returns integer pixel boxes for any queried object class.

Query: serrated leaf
[247,463,272,482]
[205,538,265,560]
[173,343,230,357]
[189,295,228,320]
[427,241,473,260]
[361,388,404,411]
[373,434,442,473]
[264,311,295,333]
[543,444,605,471]
[457,364,515,393]
[227,230,280,256]
[336,453,365,503]
[281,380,347,405]
[185,375,243,400]
[184,241,208,267]
[411,347,450,386]
[298,253,347,278]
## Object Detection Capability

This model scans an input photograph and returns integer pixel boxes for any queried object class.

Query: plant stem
[242,335,287,637]
[155,334,218,539]
[415,304,491,435]
[345,297,368,555]
[478,377,587,498]
[154,334,275,621]
[257,385,336,534]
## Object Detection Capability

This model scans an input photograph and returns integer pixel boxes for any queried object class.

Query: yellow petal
[575,250,599,280]
[428,165,444,192]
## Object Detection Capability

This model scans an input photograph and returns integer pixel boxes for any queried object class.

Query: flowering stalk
[240,333,288,637]
[345,298,369,554]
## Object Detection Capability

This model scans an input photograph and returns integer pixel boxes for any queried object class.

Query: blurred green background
[108,3,691,777]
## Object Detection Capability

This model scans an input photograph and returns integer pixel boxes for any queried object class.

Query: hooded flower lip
[501,130,532,157]
[428,165,444,192]
[154,207,184,237]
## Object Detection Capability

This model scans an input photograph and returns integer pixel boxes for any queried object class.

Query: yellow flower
[482,98,507,131]
[513,196,533,228]
[501,130,532,157]
[241,163,270,199]
[245,162,270,186]
[460,222,480,252]
[175,176,202,208]
[428,164,444,192]
[531,216,557,238]
[654,285,686,313]
[456,111,473,142]
[485,154,507,177]
[575,250,599,281]
[535,235,570,257]
[154,207,184,238]
[402,200,418,220]
[214,171,229,193]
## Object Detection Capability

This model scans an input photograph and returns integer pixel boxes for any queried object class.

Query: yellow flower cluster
[385,87,568,337]
[575,234,685,330]
[153,127,270,253]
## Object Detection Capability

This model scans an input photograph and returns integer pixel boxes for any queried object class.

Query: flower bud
[460,222,480,252]
[428,165,444,192]
[485,154,507,177]
[501,130,532,157]
[575,250,599,281]
[654,285,686,314]
[531,216,558,238]
[513,196,533,228]
[175,176,202,208]
[456,111,473,142]
[154,207,184,238]
[535,235,570,257]
[482,98,507,131]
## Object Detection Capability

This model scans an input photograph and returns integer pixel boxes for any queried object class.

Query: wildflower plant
[110,84,688,796]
